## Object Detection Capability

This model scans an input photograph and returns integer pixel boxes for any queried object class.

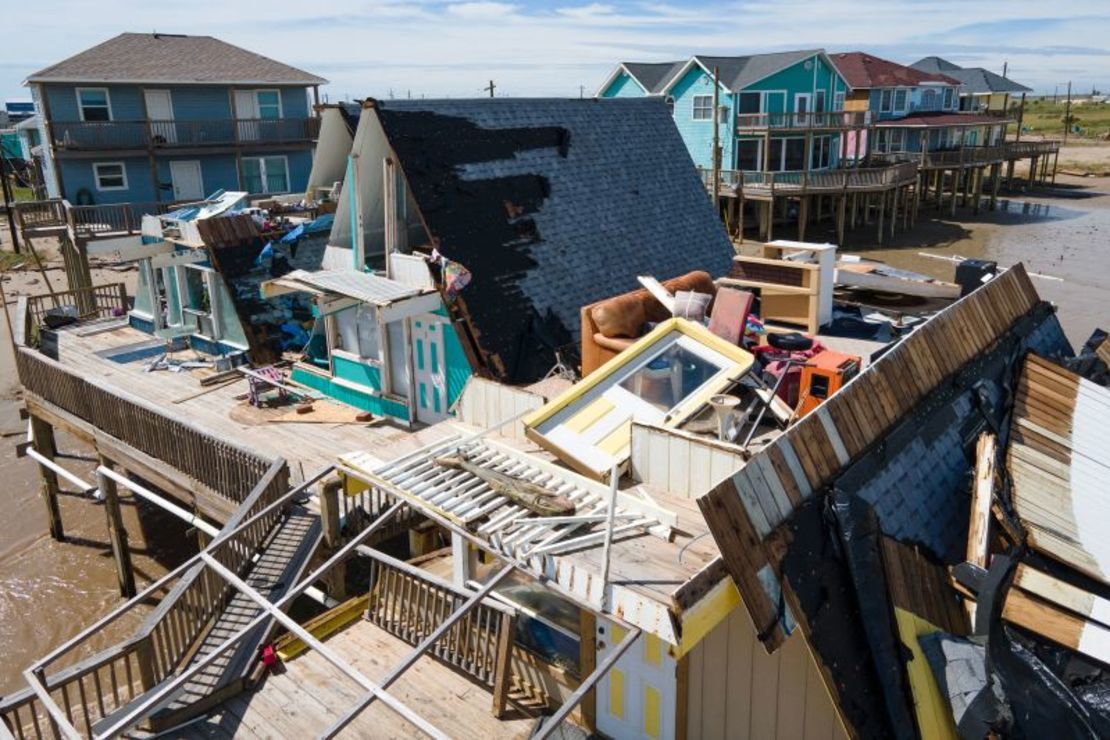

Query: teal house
[24,33,326,208]
[598,50,859,174]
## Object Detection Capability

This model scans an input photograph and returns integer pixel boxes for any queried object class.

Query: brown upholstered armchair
[579,271,717,376]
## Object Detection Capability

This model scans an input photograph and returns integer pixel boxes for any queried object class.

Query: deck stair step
[91,506,322,736]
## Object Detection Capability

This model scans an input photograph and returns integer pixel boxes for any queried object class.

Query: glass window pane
[737,139,760,170]
[257,90,281,119]
[769,139,784,171]
[241,158,263,192]
[738,92,761,114]
[619,342,723,413]
[692,95,712,120]
[387,321,409,396]
[784,138,806,170]
[263,157,288,193]
[79,89,108,106]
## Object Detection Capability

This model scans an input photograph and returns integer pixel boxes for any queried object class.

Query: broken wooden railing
[364,549,517,704]
[15,344,274,508]
[700,161,918,196]
[23,283,129,330]
[0,460,298,740]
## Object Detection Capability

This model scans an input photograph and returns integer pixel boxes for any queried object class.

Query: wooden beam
[29,415,63,540]
[98,458,136,597]
[1003,588,1110,667]
[491,610,516,718]
[967,432,996,571]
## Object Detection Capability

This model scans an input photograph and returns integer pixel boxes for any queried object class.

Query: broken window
[77,88,111,122]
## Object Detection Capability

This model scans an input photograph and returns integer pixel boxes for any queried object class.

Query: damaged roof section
[695,265,1079,738]
[369,97,734,383]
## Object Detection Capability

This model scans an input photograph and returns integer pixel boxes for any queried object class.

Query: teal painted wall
[602,72,646,98]
[292,361,411,421]
[670,66,731,169]
[437,307,472,412]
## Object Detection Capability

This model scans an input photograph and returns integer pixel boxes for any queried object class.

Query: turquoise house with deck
[598,50,858,174]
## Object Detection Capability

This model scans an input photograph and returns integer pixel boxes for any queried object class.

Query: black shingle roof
[371,97,734,382]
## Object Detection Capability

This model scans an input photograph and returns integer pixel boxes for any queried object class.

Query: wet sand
[802,172,1110,346]
[0,239,193,695]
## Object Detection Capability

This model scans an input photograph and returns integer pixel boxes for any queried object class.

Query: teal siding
[670,66,730,169]
[601,73,646,98]
[437,308,473,412]
[291,359,411,421]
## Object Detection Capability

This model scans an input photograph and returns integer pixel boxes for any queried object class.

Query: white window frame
[691,95,713,121]
[240,155,290,194]
[922,89,937,111]
[833,91,845,112]
[735,138,762,171]
[254,89,283,119]
[880,89,893,113]
[92,161,128,191]
[76,87,113,122]
[943,87,955,110]
[893,88,908,113]
[793,92,812,115]
[814,89,826,113]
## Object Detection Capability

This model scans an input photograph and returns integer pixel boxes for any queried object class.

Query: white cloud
[2,1,1108,100]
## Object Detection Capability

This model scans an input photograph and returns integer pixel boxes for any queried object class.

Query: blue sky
[4,1,1109,103]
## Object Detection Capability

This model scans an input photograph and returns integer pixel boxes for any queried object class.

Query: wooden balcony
[734,110,869,132]
[700,162,918,198]
[50,117,319,152]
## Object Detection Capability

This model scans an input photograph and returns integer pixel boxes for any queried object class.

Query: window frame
[833,91,846,112]
[922,89,937,111]
[893,88,908,113]
[880,89,893,113]
[943,87,955,110]
[240,154,290,194]
[254,89,283,120]
[691,94,713,121]
[92,161,128,191]
[76,87,113,122]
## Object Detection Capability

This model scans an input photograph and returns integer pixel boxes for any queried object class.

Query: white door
[144,89,176,144]
[169,160,204,201]
[412,315,449,425]
[234,90,259,141]
[596,619,677,740]
[794,92,812,119]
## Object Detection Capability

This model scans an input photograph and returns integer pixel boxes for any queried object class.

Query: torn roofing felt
[695,265,1074,736]
[370,97,734,383]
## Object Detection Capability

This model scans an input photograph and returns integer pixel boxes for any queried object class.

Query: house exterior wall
[604,73,648,98]
[670,66,730,169]
[684,605,849,740]
[37,80,315,204]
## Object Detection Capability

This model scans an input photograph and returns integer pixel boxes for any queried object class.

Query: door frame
[169,160,204,202]
[794,92,812,116]
[411,314,450,425]
[143,89,176,144]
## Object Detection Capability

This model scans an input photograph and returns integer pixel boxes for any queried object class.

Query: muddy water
[0,294,194,696]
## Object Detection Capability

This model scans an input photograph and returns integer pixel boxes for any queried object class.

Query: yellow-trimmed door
[597,619,676,740]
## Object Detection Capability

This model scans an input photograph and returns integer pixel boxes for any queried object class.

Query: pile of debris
[693,262,1110,738]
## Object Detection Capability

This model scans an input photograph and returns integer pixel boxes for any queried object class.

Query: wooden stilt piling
[30,415,64,541]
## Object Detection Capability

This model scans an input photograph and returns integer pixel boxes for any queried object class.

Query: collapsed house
[693,264,1110,738]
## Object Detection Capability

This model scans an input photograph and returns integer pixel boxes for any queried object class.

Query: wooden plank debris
[435,452,576,517]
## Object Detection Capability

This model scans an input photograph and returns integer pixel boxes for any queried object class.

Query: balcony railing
[50,117,319,151]
[699,162,919,195]
[734,110,870,130]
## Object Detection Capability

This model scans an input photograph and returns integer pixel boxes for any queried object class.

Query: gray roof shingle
[27,32,327,85]
[622,62,686,94]
[910,57,1031,94]
[695,50,822,92]
[371,97,734,382]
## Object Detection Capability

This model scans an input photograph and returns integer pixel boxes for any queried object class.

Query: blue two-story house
[598,50,860,174]
[24,32,326,207]
[832,52,1010,156]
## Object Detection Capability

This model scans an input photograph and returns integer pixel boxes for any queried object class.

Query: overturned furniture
[722,241,835,334]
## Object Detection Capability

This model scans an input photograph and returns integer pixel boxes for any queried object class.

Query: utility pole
[1015,92,1026,142]
[485,80,496,98]
[711,66,721,208]
[1002,61,1008,79]
[1063,81,1073,144]
[579,85,585,99]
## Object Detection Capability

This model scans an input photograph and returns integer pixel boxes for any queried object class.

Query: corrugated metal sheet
[283,269,425,306]
[1009,354,1110,585]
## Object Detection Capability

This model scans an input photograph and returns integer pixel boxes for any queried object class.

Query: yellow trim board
[895,607,958,740]
[274,595,369,661]
[565,397,616,433]
[676,576,742,658]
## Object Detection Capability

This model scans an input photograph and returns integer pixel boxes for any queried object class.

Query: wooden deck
[181,618,539,739]
[46,320,453,513]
